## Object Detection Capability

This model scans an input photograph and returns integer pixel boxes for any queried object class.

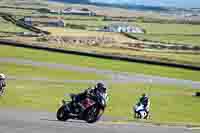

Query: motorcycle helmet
[96,82,107,93]
[0,73,5,80]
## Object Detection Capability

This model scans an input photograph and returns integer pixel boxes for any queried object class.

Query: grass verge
[64,45,200,66]
[1,80,200,124]
[0,45,200,81]
[0,17,27,33]
[0,62,107,80]
[109,83,200,124]
[134,22,200,34]
[131,33,200,46]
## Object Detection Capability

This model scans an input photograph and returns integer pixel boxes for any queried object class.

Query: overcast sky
[90,0,200,8]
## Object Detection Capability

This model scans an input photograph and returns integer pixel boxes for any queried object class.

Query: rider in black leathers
[71,82,107,112]
[0,73,6,96]
[138,93,150,113]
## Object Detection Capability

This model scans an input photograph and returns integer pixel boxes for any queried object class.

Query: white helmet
[0,73,5,79]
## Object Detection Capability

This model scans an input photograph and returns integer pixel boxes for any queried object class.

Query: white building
[23,17,65,27]
[61,8,96,16]
[100,23,145,33]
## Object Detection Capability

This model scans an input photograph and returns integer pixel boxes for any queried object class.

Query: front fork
[0,87,5,96]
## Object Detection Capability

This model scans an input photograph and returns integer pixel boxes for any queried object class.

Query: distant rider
[0,73,6,96]
[138,93,150,114]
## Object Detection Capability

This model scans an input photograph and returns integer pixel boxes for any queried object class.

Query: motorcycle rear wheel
[84,105,103,123]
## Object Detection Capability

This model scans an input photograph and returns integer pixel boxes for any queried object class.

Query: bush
[195,92,200,97]
[65,23,86,30]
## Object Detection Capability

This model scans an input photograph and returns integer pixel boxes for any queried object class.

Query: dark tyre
[84,105,104,123]
[134,112,137,119]
[0,88,5,96]
[144,112,150,119]
[134,112,142,119]
[57,105,69,121]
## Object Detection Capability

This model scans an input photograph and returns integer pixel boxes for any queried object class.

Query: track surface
[1,57,200,88]
[0,108,194,133]
[0,58,200,132]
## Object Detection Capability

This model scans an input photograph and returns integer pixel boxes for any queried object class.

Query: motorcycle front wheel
[84,105,104,123]
[57,105,69,121]
[0,88,5,96]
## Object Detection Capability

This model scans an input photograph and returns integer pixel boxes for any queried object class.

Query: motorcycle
[0,86,5,96]
[134,103,149,119]
[56,92,108,123]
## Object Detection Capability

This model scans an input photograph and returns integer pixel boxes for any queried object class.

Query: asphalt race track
[0,57,200,133]
[0,108,196,133]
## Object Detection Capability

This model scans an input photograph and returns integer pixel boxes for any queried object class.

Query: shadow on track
[40,118,86,124]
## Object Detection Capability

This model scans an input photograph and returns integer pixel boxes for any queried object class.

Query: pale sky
[90,0,200,8]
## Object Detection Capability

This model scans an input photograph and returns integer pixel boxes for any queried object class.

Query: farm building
[49,9,61,14]
[22,16,65,27]
[61,8,96,16]
[99,23,145,33]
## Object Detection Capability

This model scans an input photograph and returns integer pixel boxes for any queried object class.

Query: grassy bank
[134,22,200,34]
[0,62,107,80]
[0,17,27,33]
[64,45,200,66]
[0,80,89,111]
[131,33,200,46]
[1,80,200,124]
[109,83,200,124]
[0,45,199,81]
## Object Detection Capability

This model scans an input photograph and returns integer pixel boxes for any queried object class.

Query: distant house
[23,16,65,27]
[49,9,61,14]
[38,8,51,13]
[99,23,145,33]
[103,16,137,22]
[61,8,96,16]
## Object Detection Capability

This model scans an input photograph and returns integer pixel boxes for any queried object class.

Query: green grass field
[0,80,89,111]
[64,19,110,28]
[131,33,200,46]
[64,45,200,66]
[40,25,200,66]
[134,22,200,34]
[129,22,200,46]
[49,17,200,48]
[0,9,200,124]
[0,17,27,33]
[0,6,38,16]
[59,16,200,46]
[62,18,200,35]
[109,83,200,124]
[0,45,199,81]
[1,79,200,124]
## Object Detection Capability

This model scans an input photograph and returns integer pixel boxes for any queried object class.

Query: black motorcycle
[0,83,5,96]
[0,88,5,96]
[56,92,108,123]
